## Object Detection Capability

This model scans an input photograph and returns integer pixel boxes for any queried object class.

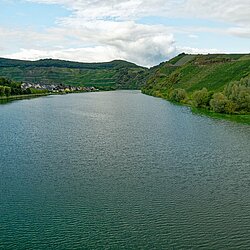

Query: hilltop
[0,58,146,90]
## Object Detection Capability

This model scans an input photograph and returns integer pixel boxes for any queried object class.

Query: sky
[0,0,250,67]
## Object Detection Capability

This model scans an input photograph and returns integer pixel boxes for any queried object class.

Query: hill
[0,58,147,89]
[144,53,250,93]
[142,53,250,117]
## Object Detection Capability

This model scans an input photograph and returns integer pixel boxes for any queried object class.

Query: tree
[4,87,11,97]
[0,86,5,96]
[169,88,187,102]
[224,100,237,114]
[192,88,212,108]
[26,88,32,94]
[210,93,229,113]
[224,77,250,113]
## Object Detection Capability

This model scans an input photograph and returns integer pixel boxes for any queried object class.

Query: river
[1,90,250,249]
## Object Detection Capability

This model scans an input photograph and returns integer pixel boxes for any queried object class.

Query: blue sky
[0,1,69,29]
[0,0,250,66]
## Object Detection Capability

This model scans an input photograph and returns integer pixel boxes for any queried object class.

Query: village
[21,82,99,93]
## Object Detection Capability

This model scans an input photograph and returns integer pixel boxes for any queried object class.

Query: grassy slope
[0,58,146,89]
[144,53,250,93]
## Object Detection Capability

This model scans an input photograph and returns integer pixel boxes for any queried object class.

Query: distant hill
[0,58,147,89]
[143,53,250,94]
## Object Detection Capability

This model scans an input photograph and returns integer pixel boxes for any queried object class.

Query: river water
[1,91,250,249]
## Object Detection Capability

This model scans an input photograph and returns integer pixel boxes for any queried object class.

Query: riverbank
[142,91,250,125]
[191,107,250,125]
[0,93,49,101]
[0,90,98,103]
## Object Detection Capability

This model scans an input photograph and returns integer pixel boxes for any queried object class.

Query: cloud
[27,0,180,20]
[55,20,177,65]
[188,34,199,39]
[26,0,250,41]
[2,20,176,67]
[227,27,250,38]
[27,0,250,25]
[4,47,117,62]
[183,0,250,39]
[2,0,250,66]
[184,0,250,25]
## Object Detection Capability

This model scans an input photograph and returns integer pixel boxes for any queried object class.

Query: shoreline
[0,93,49,101]
[0,88,137,102]
[0,89,111,103]
[0,90,97,101]
[142,91,250,125]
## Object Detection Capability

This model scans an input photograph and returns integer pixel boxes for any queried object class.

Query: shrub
[4,86,11,97]
[224,100,237,114]
[192,88,212,108]
[0,86,5,96]
[169,88,187,103]
[224,78,250,113]
[210,93,229,113]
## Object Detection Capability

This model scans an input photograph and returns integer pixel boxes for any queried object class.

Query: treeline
[0,77,47,98]
[143,77,250,114]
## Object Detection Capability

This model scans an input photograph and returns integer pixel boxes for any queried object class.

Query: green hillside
[0,58,146,89]
[142,53,250,119]
[144,53,250,93]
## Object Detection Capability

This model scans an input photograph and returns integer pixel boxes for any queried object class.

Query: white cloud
[184,0,250,25]
[2,21,176,67]
[188,34,199,39]
[27,0,250,26]
[4,47,117,62]
[183,0,250,39]
[27,0,180,20]
[26,0,250,42]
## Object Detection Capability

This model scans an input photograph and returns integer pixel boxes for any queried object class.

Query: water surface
[1,91,250,249]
